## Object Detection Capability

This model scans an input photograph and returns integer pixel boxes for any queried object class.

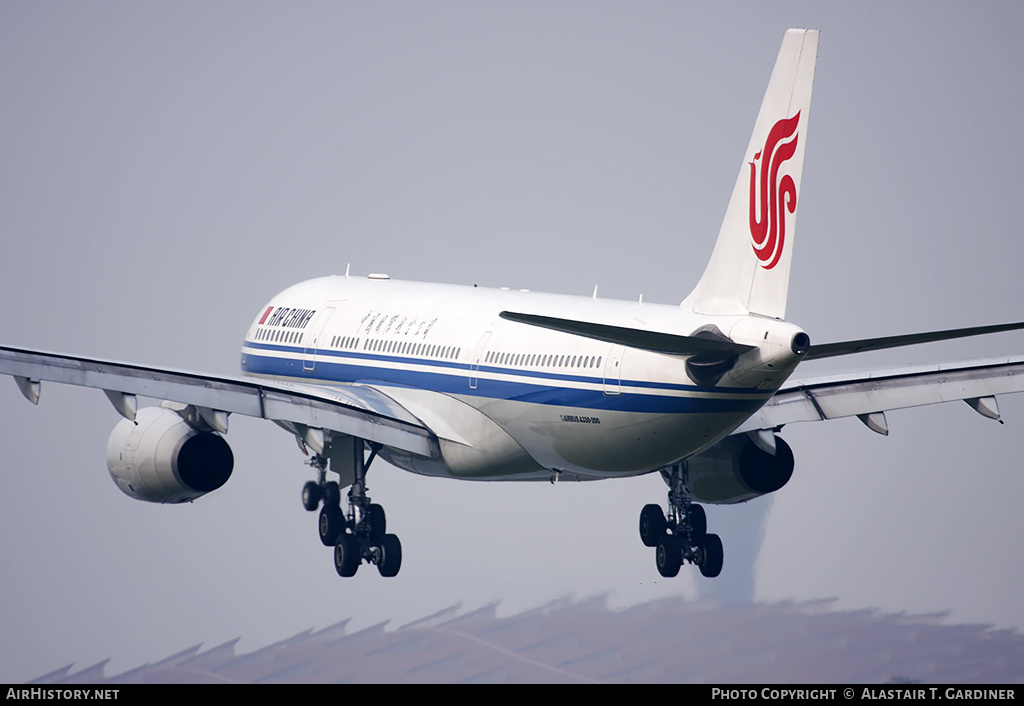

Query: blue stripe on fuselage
[241,343,766,415]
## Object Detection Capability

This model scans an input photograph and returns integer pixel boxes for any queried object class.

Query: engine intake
[106,406,233,503]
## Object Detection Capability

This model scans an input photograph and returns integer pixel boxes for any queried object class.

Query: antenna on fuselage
[592,285,599,301]
[345,263,351,279]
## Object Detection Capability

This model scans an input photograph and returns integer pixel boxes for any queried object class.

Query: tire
[377,534,402,577]
[334,533,360,577]
[687,504,707,543]
[366,503,387,543]
[655,535,681,578]
[698,533,724,578]
[301,481,322,512]
[323,481,341,507]
[319,505,345,546]
[639,504,667,547]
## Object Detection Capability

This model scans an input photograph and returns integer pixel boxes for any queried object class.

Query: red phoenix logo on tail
[749,112,800,270]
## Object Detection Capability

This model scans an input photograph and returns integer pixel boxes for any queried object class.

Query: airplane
[3,28,1024,581]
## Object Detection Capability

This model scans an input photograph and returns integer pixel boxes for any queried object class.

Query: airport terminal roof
[31,595,1024,684]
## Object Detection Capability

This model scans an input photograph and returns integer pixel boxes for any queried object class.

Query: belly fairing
[456,396,762,477]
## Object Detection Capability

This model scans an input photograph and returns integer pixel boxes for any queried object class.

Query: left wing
[0,345,434,456]
[736,356,1024,435]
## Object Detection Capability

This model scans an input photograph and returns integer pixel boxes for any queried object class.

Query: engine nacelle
[106,406,234,503]
[685,434,794,504]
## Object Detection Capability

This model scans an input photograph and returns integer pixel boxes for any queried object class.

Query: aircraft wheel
[302,481,322,511]
[639,504,667,547]
[655,535,681,578]
[334,533,360,577]
[688,504,707,543]
[377,534,402,577]
[366,503,387,543]
[698,533,724,578]
[323,481,341,507]
[319,505,345,546]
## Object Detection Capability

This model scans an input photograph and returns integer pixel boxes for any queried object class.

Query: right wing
[0,345,435,457]
[736,355,1024,435]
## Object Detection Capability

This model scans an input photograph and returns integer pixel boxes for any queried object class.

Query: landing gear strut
[300,439,402,578]
[639,462,724,578]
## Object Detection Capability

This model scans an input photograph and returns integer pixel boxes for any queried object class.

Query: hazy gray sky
[2,1,1023,682]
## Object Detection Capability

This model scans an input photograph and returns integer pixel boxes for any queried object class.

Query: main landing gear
[301,440,402,578]
[639,462,724,578]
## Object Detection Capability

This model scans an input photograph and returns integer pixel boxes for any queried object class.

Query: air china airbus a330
[3,29,1024,580]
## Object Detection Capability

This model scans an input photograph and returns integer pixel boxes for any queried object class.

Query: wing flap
[0,345,434,456]
[736,356,1024,432]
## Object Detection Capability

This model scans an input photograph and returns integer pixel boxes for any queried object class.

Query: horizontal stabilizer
[804,321,1024,361]
[499,312,755,357]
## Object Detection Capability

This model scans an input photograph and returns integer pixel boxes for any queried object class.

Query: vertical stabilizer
[682,29,818,319]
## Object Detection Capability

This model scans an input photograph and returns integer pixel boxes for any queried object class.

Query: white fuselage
[240,276,806,482]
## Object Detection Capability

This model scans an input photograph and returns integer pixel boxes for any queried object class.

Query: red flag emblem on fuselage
[749,112,800,270]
